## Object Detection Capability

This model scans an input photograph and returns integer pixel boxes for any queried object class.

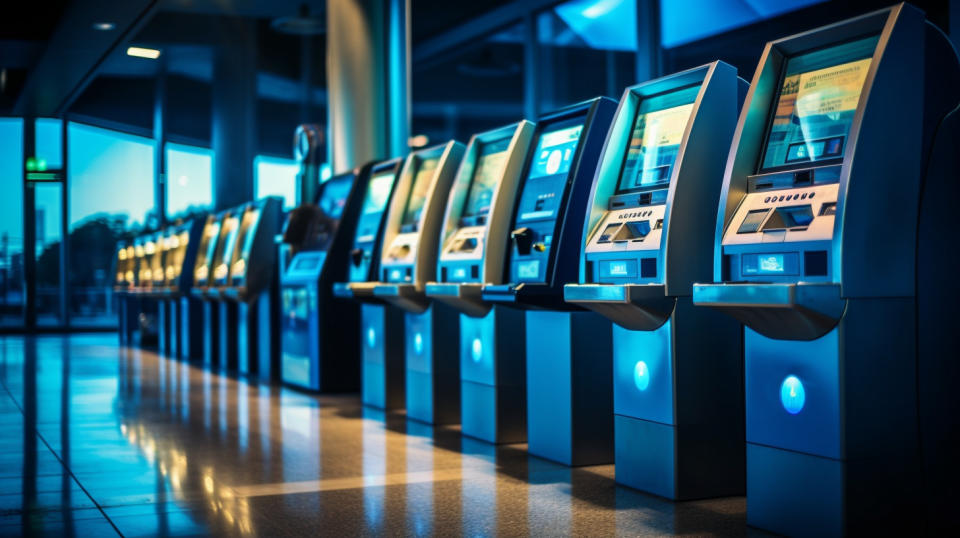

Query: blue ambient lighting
[780,375,806,414]
[633,360,650,391]
[367,327,376,349]
[471,338,483,362]
[414,332,423,355]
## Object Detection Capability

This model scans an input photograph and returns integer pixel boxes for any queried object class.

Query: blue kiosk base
[361,303,405,410]
[405,303,460,425]
[525,310,613,466]
[459,305,526,444]
[613,297,743,500]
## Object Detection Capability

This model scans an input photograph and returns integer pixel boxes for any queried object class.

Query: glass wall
[34,183,63,326]
[0,119,24,327]
[35,118,63,170]
[166,142,214,220]
[67,122,156,327]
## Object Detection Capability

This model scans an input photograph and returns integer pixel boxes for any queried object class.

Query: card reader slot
[761,205,814,232]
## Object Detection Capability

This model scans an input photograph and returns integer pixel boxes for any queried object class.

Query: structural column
[326,0,410,172]
[636,0,662,83]
[212,17,258,210]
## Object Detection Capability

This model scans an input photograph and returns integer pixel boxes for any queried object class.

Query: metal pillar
[212,17,258,210]
[22,119,36,329]
[326,0,410,172]
[154,58,167,225]
[635,0,661,83]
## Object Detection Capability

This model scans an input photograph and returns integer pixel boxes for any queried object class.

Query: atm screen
[760,35,878,171]
[198,220,221,267]
[236,208,261,258]
[319,176,353,219]
[213,216,240,269]
[516,118,585,223]
[400,157,439,228]
[461,137,512,219]
[616,85,699,192]
[355,170,395,242]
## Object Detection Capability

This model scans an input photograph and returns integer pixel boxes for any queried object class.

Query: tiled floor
[0,334,759,537]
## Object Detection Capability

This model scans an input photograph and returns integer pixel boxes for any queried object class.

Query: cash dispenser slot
[691,282,845,340]
[372,283,430,313]
[562,283,675,331]
[761,204,815,232]
[424,282,488,317]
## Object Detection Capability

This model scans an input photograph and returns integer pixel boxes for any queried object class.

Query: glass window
[35,183,63,326]
[166,142,214,219]
[68,122,156,327]
[35,118,63,170]
[254,155,299,210]
[536,0,636,113]
[412,23,526,146]
[660,0,827,48]
[0,119,24,327]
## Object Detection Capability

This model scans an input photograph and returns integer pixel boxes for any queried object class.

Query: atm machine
[190,210,231,366]
[432,97,613,447]
[214,197,283,378]
[134,233,161,346]
[691,5,960,535]
[415,122,534,426]
[280,166,367,391]
[365,142,466,411]
[563,63,746,490]
[331,159,406,403]
[155,220,204,360]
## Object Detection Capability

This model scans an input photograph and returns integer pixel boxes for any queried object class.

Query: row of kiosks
[565,63,747,495]
[190,198,282,377]
[691,5,960,535]
[153,221,204,359]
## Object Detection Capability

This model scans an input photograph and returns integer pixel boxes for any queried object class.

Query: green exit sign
[25,156,47,172]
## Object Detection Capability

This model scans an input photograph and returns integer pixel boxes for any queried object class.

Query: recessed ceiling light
[92,22,115,31]
[127,46,161,59]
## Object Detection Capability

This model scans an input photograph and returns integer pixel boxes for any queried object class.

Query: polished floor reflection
[0,334,758,536]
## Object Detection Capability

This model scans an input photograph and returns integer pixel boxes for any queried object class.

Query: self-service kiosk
[691,5,960,534]
[281,167,369,391]
[419,122,535,426]
[363,143,466,412]
[563,63,746,491]
[153,221,203,359]
[446,97,614,447]
[331,159,405,405]
[191,211,230,366]
[212,197,282,378]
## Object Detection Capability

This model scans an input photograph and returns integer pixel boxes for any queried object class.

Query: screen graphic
[462,138,512,219]
[401,158,439,227]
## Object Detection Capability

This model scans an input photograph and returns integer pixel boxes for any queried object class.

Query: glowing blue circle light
[780,375,806,415]
[366,327,376,349]
[413,332,423,355]
[633,361,650,391]
[471,338,483,362]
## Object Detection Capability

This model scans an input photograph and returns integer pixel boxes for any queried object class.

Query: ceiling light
[127,46,161,59]
[92,22,115,31]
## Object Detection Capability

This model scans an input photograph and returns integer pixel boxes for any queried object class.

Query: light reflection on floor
[0,334,759,536]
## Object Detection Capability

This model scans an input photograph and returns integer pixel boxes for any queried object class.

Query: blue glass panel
[166,142,213,219]
[661,0,827,48]
[254,155,299,210]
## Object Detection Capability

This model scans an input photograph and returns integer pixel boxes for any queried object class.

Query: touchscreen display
[462,137,512,219]
[760,36,878,170]
[319,176,353,218]
[355,170,395,242]
[515,117,585,223]
[529,123,583,180]
[401,157,439,227]
[617,85,699,192]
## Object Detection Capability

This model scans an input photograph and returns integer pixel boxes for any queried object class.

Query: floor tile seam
[0,375,124,537]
